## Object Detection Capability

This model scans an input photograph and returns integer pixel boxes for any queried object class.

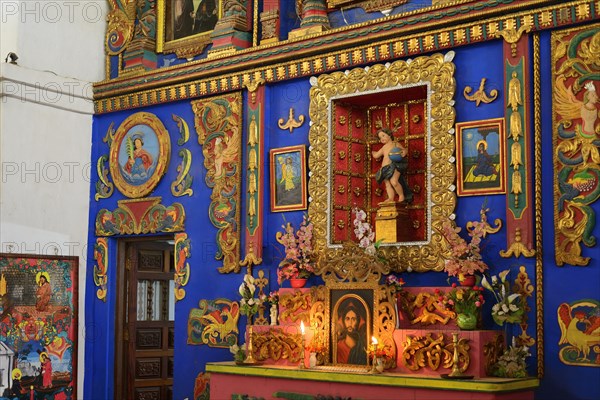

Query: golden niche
[308,52,457,274]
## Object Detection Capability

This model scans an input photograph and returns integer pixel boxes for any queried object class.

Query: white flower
[229,344,239,355]
[365,244,376,256]
[248,298,255,306]
[499,269,510,283]
[507,293,521,303]
[502,304,509,313]
[492,303,500,312]
[509,304,519,312]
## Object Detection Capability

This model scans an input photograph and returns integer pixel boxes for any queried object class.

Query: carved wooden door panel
[116,240,174,400]
[332,104,369,243]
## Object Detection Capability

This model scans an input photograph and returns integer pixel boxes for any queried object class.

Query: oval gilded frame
[109,112,171,198]
[308,52,457,273]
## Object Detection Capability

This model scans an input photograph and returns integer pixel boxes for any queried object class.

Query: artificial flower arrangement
[385,274,405,294]
[265,290,279,306]
[481,269,524,325]
[353,207,384,256]
[238,274,262,317]
[229,343,247,364]
[276,214,315,284]
[438,284,485,315]
[440,219,489,280]
[491,337,530,378]
[306,335,327,356]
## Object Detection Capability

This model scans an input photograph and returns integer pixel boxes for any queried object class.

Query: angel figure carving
[557,302,600,363]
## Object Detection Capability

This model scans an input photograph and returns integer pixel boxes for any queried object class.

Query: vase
[375,357,385,373]
[459,274,476,287]
[290,278,307,288]
[456,313,477,330]
[270,304,278,326]
[309,352,317,368]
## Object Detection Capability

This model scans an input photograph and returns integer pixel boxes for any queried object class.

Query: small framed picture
[269,145,307,212]
[455,118,506,196]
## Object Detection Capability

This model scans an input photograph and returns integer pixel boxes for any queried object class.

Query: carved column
[209,0,253,56]
[122,0,157,72]
[497,24,535,259]
[289,0,330,40]
[260,0,280,45]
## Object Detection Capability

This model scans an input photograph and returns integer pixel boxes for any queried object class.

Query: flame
[0,274,6,297]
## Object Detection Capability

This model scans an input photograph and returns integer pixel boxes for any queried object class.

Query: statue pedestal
[375,203,410,243]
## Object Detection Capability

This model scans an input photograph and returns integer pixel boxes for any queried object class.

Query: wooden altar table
[206,362,539,400]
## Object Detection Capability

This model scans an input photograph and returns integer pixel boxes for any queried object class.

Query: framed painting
[109,112,171,199]
[0,253,78,399]
[456,118,506,196]
[156,0,222,57]
[329,285,375,367]
[269,145,307,212]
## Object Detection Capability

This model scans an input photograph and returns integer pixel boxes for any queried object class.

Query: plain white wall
[0,1,107,397]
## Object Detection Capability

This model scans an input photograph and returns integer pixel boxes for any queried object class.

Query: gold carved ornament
[308,52,457,276]
[496,23,532,58]
[93,238,108,302]
[513,266,535,347]
[251,329,303,363]
[402,333,470,373]
[279,290,312,324]
[171,115,194,198]
[463,78,498,106]
[483,333,506,375]
[173,233,191,302]
[278,108,305,133]
[192,93,243,274]
[105,1,136,56]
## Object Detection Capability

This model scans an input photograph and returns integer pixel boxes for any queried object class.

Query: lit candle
[301,321,305,336]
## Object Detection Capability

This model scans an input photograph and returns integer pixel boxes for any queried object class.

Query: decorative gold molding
[463,78,498,106]
[278,108,305,133]
[533,32,544,379]
[483,333,505,375]
[239,244,262,275]
[308,52,456,274]
[279,290,312,324]
[94,155,114,201]
[245,78,264,104]
[253,270,269,326]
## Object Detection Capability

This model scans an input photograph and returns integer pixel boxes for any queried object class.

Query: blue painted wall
[87,7,600,400]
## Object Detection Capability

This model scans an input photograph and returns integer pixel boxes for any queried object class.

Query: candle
[301,321,305,335]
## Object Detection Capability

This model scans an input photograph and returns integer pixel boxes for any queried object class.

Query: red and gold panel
[333,209,350,242]
[408,102,426,135]
[350,176,368,208]
[350,142,367,175]
[334,139,349,171]
[334,105,351,137]
[351,110,367,139]
[333,174,350,207]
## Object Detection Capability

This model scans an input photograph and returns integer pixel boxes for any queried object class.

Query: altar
[206,362,539,399]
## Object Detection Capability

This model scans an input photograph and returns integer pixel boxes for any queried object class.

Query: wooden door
[115,239,174,400]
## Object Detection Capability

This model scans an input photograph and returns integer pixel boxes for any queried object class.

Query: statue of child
[372,128,413,205]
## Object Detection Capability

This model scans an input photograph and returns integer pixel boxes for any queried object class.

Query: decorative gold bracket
[500,227,535,258]
[239,244,263,276]
[463,78,498,106]
[496,24,532,57]
[245,78,265,105]
[278,108,305,133]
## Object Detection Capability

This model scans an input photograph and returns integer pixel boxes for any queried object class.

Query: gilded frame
[156,0,222,58]
[455,118,506,196]
[308,52,456,274]
[269,145,308,212]
[109,112,171,199]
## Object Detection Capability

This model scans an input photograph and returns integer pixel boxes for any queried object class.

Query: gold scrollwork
[173,114,190,145]
[463,78,499,106]
[95,155,114,201]
[171,149,194,197]
[496,24,532,57]
[93,238,108,302]
[514,266,535,347]
[308,53,456,276]
[252,329,303,363]
[174,233,191,301]
[105,6,135,56]
[402,333,470,372]
[279,290,312,324]
[500,227,535,258]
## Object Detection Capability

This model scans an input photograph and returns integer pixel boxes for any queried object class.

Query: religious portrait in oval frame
[109,112,171,198]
